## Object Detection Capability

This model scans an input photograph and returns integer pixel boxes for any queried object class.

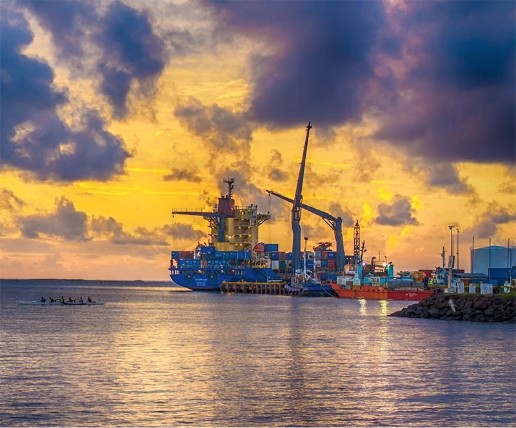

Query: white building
[470,245,516,275]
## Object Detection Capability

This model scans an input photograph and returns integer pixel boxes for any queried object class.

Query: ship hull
[330,283,434,301]
[171,268,279,291]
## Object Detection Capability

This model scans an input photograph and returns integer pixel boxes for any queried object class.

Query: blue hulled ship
[169,178,288,291]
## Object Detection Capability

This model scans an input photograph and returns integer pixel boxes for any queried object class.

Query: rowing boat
[18,300,104,306]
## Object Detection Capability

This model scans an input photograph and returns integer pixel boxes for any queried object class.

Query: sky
[1,0,515,281]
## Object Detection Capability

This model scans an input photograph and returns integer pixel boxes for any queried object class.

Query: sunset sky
[1,0,515,281]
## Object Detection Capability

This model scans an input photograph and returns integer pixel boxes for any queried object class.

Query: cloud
[372,1,515,164]
[375,194,419,226]
[23,0,166,118]
[174,98,262,198]
[0,189,25,211]
[467,204,516,239]
[206,1,386,128]
[498,168,516,194]
[161,223,205,242]
[14,196,199,246]
[0,188,25,236]
[0,10,131,181]
[19,198,89,240]
[327,202,356,229]
[95,1,166,117]
[163,167,202,182]
[175,97,252,154]
[22,0,96,59]
[90,216,168,245]
[207,1,514,165]
[423,163,474,195]
[265,150,289,182]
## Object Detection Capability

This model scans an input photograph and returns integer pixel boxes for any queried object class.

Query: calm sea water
[0,279,514,427]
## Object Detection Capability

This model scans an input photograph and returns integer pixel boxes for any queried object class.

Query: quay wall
[389,293,515,322]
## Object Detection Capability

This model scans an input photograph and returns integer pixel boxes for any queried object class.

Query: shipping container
[200,246,216,254]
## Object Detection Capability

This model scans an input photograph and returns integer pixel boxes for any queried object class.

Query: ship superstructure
[169,178,283,291]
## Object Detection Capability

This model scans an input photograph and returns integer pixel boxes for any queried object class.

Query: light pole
[448,225,454,290]
[456,228,460,271]
[448,225,454,268]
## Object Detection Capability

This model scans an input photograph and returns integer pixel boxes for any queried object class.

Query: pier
[220,281,290,295]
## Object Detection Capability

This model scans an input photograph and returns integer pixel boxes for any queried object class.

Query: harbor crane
[290,122,312,274]
[266,189,345,273]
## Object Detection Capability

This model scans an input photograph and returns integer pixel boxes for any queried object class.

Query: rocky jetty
[389,293,515,322]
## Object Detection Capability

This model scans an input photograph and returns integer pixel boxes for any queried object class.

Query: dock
[220,281,290,295]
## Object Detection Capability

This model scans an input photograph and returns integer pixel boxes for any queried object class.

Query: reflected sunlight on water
[0,280,514,426]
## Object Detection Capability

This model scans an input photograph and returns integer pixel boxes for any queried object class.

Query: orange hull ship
[330,282,434,301]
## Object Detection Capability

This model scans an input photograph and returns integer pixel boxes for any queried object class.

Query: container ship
[330,260,435,301]
[169,178,289,291]
[169,178,342,292]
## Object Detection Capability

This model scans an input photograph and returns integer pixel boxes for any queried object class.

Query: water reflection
[359,298,367,315]
[1,282,515,427]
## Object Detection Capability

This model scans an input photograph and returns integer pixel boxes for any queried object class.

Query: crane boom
[266,189,345,272]
[291,122,312,273]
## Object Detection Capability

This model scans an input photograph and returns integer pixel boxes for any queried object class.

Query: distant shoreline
[0,278,171,283]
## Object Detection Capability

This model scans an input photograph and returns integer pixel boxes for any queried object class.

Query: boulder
[389,294,515,322]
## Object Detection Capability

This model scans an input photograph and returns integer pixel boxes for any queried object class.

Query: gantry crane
[266,189,345,272]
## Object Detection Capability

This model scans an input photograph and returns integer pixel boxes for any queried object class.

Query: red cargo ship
[331,261,436,301]
[330,282,435,301]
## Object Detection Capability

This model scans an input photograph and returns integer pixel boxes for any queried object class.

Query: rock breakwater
[389,293,515,322]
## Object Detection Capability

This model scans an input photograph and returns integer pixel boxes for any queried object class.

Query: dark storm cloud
[0,11,131,181]
[206,1,386,128]
[207,1,514,165]
[375,195,419,226]
[22,0,96,59]
[19,198,89,240]
[373,1,515,164]
[22,0,166,118]
[96,1,166,117]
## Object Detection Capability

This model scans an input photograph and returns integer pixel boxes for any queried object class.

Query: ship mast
[291,122,312,274]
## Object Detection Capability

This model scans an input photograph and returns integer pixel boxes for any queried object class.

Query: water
[1,279,514,427]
